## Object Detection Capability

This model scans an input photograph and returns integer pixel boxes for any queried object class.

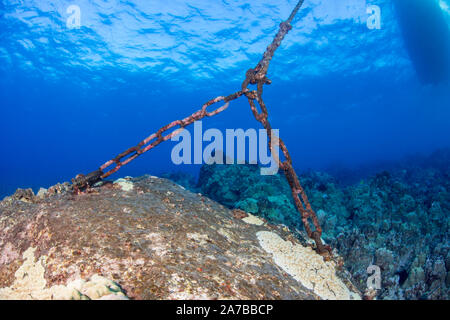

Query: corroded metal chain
[98,93,245,179]
[240,0,329,256]
[71,91,247,189]
[72,0,330,256]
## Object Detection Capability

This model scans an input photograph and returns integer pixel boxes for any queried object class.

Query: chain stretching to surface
[72,0,331,257]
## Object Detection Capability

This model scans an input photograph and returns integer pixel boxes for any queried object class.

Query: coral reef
[197,164,301,230]
[184,150,450,300]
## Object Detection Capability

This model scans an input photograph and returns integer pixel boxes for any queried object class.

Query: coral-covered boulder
[0,176,359,300]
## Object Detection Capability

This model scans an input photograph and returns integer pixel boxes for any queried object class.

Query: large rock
[0,175,360,300]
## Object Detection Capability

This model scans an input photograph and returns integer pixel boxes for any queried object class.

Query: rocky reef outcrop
[0,176,359,300]
[189,150,450,300]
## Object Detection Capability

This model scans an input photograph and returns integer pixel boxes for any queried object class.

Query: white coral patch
[0,247,128,300]
[242,213,265,226]
[114,178,134,192]
[256,231,360,300]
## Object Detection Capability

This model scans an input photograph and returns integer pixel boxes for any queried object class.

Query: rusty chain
[71,0,330,256]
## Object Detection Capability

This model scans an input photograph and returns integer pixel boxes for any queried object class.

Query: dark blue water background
[1,0,449,197]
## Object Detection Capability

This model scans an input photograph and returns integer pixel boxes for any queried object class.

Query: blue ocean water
[1,0,450,198]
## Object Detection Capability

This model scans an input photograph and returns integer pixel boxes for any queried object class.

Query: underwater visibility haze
[0,0,449,301]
